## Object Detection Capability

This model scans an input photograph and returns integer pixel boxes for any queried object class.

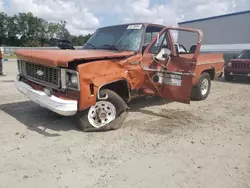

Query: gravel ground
[0,60,250,188]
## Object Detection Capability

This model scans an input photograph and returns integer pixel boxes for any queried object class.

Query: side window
[149,31,168,54]
[172,29,200,54]
[142,25,165,53]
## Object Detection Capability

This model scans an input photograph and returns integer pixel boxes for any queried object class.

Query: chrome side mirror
[155,48,171,61]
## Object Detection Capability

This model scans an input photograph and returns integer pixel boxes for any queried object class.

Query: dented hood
[15,49,135,67]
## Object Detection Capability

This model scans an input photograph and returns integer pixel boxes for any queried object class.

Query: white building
[177,10,250,57]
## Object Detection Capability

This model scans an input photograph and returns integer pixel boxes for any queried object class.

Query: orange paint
[15,23,224,111]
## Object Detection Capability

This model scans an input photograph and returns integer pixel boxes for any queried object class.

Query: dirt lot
[0,60,250,188]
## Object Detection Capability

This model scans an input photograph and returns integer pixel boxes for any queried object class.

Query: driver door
[141,27,203,104]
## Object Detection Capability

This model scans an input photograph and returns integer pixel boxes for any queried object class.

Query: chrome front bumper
[15,81,78,116]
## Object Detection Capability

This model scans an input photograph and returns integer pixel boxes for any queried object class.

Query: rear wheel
[191,72,211,101]
[75,89,129,132]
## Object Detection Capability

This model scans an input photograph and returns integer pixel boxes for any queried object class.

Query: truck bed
[179,53,224,65]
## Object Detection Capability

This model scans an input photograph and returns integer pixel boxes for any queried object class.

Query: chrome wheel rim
[88,101,116,128]
[201,78,209,95]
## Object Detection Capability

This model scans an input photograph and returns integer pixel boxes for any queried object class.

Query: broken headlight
[66,72,78,87]
[69,73,78,86]
[61,69,80,91]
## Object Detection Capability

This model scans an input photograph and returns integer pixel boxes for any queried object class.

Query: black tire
[224,72,234,81]
[218,71,223,78]
[191,72,211,101]
[75,89,129,132]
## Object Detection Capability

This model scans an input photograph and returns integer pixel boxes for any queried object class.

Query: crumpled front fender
[76,60,128,111]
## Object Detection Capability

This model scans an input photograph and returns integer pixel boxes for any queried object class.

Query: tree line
[0,12,92,47]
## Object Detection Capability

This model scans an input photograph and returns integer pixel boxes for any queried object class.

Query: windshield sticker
[127,24,142,30]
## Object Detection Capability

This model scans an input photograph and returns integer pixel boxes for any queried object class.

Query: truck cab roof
[98,23,166,30]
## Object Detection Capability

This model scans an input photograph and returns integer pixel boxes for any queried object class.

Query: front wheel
[191,72,211,101]
[75,89,129,132]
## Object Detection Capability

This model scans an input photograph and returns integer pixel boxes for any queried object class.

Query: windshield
[237,50,250,59]
[82,24,144,52]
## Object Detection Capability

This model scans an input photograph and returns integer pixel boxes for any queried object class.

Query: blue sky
[2,0,9,8]
[1,0,249,35]
[98,0,171,26]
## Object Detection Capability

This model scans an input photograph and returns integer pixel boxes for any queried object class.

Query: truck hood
[15,49,135,67]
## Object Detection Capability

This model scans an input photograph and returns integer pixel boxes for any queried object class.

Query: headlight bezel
[61,69,80,91]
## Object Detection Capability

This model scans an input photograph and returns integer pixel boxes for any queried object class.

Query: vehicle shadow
[0,96,199,136]
[0,101,76,137]
[0,96,170,136]
[125,96,202,135]
[127,96,169,111]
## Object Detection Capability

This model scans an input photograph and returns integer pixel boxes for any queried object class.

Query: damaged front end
[15,59,80,116]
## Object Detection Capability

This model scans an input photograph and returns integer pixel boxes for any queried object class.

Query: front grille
[22,61,60,88]
[232,62,250,69]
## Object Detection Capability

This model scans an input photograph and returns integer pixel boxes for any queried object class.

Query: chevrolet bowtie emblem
[36,70,44,76]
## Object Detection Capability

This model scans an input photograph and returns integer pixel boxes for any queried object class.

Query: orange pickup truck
[14,23,224,132]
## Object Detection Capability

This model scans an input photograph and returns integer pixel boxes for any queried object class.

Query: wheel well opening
[100,80,130,101]
[202,68,215,80]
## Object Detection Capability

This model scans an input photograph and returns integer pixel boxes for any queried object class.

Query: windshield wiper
[102,44,121,52]
[84,42,96,49]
